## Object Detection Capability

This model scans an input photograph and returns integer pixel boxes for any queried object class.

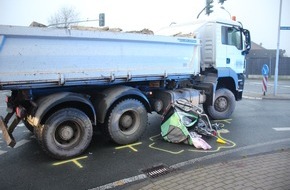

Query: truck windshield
[221,26,242,50]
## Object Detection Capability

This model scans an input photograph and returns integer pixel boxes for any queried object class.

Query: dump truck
[0,18,251,159]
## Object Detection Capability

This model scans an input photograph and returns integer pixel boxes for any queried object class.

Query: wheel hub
[215,97,228,112]
[120,114,133,128]
[59,126,74,141]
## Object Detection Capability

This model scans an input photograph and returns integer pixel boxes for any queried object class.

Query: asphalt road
[0,81,290,190]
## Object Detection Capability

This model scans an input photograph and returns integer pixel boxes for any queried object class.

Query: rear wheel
[204,88,236,120]
[38,108,93,159]
[105,99,148,145]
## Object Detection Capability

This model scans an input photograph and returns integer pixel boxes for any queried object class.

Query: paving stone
[128,150,290,190]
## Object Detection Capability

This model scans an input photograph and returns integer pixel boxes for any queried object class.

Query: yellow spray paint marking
[188,131,236,153]
[149,142,184,154]
[147,119,235,155]
[53,156,88,168]
[213,119,232,124]
[148,134,184,155]
[115,142,142,152]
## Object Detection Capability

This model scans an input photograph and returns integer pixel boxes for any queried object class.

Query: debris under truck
[0,18,251,159]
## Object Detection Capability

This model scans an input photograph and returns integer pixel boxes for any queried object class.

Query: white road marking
[14,139,31,149]
[0,150,7,156]
[0,123,27,134]
[243,95,262,100]
[273,127,290,131]
[18,123,25,127]
[0,123,32,156]
[0,139,32,156]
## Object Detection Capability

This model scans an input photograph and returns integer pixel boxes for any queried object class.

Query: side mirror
[242,29,251,55]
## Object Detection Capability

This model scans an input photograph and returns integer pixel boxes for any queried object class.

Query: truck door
[221,26,244,74]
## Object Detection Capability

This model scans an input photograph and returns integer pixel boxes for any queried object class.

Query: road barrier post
[262,64,269,96]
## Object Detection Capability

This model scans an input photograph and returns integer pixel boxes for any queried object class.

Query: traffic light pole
[274,0,282,96]
[197,7,206,19]
[196,0,212,19]
[48,19,99,28]
[48,13,105,28]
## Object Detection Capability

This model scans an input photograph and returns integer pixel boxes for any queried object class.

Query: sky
[0,0,289,55]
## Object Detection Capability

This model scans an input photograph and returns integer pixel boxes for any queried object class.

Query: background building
[245,42,290,78]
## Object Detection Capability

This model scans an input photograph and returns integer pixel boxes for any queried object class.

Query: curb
[243,94,290,100]
[242,95,262,100]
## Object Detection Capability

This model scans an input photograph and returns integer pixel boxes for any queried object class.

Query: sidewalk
[243,92,290,100]
[243,79,290,100]
[128,150,290,190]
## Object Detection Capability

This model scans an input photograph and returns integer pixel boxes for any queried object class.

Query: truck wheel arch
[201,68,239,119]
[217,67,239,100]
[32,92,96,127]
[94,86,151,124]
[217,77,236,98]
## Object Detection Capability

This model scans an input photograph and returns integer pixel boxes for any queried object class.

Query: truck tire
[204,88,236,120]
[105,99,148,145]
[39,108,93,159]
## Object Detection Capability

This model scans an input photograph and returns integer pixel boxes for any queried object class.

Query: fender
[94,86,151,124]
[32,92,96,126]
[217,67,239,90]
[217,67,245,100]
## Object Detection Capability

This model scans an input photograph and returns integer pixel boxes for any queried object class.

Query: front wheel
[39,108,93,159]
[204,88,236,120]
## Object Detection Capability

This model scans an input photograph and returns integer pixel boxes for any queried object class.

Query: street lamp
[169,22,176,26]
[220,6,231,19]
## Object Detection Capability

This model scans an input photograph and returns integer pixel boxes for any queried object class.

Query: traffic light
[206,0,214,15]
[219,0,226,5]
[99,13,105,27]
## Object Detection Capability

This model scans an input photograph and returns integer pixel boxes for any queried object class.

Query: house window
[222,26,242,50]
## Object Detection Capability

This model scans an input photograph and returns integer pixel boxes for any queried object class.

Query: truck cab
[157,18,251,119]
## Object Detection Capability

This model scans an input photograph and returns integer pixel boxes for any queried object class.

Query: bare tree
[48,6,80,28]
